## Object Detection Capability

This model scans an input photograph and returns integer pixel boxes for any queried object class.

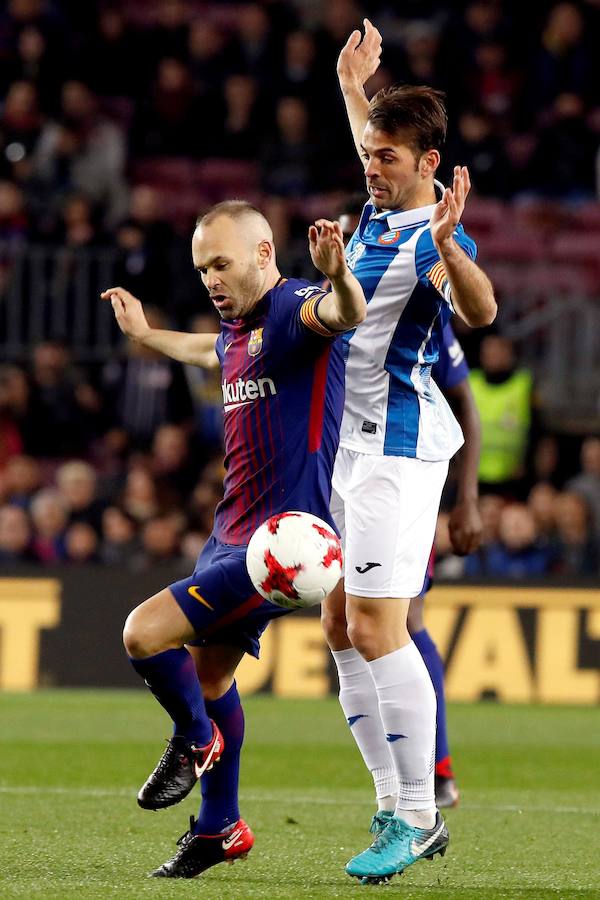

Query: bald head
[192,200,279,320]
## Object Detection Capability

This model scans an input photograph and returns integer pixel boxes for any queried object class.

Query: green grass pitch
[1,691,599,899]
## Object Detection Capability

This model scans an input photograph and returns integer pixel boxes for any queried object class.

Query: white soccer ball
[246,511,343,609]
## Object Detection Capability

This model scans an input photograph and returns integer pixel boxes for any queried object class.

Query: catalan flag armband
[299,293,336,337]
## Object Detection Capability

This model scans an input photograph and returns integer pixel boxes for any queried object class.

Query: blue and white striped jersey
[341,187,477,461]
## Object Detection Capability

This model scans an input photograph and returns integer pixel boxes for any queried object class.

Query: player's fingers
[333,221,344,240]
[342,29,362,54]
[308,225,318,244]
[462,166,471,197]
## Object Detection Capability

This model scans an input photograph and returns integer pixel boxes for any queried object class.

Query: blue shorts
[169,534,290,658]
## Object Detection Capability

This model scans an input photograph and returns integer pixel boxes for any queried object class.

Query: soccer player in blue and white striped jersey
[322,20,496,884]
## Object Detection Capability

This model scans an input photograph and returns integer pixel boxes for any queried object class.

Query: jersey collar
[370,179,445,229]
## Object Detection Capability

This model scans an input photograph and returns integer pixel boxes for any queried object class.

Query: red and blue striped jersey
[213,277,344,545]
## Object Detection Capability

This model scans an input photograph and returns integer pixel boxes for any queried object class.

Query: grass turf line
[0,691,599,899]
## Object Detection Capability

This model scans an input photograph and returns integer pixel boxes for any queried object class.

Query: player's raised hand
[100,286,150,342]
[430,166,471,248]
[309,220,347,281]
[337,18,382,90]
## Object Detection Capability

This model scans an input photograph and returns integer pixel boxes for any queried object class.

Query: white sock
[368,643,437,828]
[331,648,398,805]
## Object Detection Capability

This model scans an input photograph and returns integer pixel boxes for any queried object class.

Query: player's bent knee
[123,605,171,659]
[321,605,349,648]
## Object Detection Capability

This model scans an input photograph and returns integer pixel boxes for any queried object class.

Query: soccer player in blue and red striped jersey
[101,200,366,878]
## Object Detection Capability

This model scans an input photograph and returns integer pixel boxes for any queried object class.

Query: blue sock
[130,648,213,745]
[194,681,244,834]
[412,629,450,766]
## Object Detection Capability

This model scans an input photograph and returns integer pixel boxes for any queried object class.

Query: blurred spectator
[64,520,99,563]
[82,6,142,99]
[31,80,128,227]
[0,80,43,183]
[55,460,106,534]
[183,312,223,451]
[0,503,34,562]
[0,367,42,457]
[234,3,280,85]
[130,58,205,158]
[142,0,191,74]
[119,462,172,524]
[151,424,198,498]
[56,192,100,248]
[469,335,533,497]
[3,454,41,509]
[102,307,193,449]
[100,505,139,566]
[30,487,67,563]
[566,437,600,539]
[529,3,591,114]
[134,512,183,569]
[552,491,598,575]
[0,179,29,243]
[28,341,104,457]
[278,30,322,102]
[528,482,559,544]
[532,435,562,488]
[261,96,319,196]
[188,20,232,97]
[217,74,262,160]
[527,93,596,199]
[465,502,553,577]
[444,109,511,196]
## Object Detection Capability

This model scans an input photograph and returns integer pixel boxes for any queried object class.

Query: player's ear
[257,239,273,269]
[419,149,440,178]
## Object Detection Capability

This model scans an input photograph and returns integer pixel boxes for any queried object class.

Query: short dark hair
[367,85,448,157]
[196,199,265,228]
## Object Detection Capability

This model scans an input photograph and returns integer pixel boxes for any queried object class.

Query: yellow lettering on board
[425,606,461,659]
[236,622,274,696]
[536,609,600,704]
[273,618,329,698]
[0,580,61,690]
[445,606,533,702]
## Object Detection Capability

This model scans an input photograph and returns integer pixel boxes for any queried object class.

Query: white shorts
[331,447,449,599]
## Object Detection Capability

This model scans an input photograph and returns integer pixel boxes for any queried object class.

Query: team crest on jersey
[378,229,401,245]
[248,328,263,356]
[346,241,366,271]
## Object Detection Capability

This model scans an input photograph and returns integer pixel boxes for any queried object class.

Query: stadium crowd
[0,0,599,578]
[0,332,599,577]
[1,0,600,254]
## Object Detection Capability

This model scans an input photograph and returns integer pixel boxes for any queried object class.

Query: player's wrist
[433,233,458,257]
[339,76,366,97]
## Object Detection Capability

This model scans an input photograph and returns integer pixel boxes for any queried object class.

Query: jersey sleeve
[274,280,337,347]
[432,322,470,390]
[415,225,478,309]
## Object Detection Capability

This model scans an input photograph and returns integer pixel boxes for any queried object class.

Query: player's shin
[130,647,213,744]
[332,648,397,811]
[195,681,244,834]
[367,643,437,828]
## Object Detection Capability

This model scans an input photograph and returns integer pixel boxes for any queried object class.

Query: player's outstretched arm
[100,287,219,368]
[430,167,497,328]
[308,220,367,331]
[445,379,483,556]
[337,18,382,161]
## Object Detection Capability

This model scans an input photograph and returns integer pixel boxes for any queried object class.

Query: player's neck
[244,268,282,317]
[385,181,437,213]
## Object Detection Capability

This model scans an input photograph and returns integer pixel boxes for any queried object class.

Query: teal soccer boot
[346,811,449,885]
[369,809,394,837]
